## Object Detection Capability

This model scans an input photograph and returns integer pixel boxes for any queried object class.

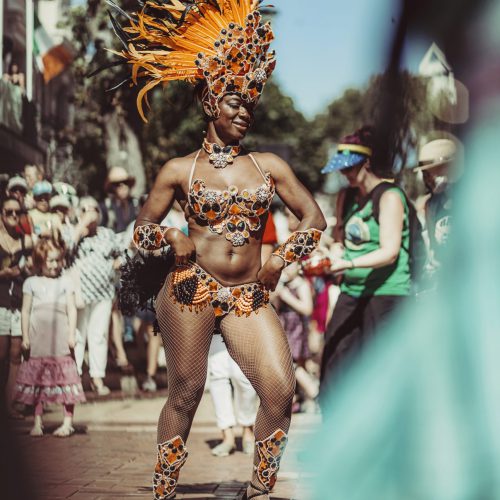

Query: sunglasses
[3,209,21,217]
[34,195,51,202]
[110,181,129,189]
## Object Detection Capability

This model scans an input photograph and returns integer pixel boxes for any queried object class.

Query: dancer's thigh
[219,306,295,395]
[155,274,216,381]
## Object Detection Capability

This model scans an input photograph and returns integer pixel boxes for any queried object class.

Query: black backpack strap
[371,182,402,223]
[371,182,414,252]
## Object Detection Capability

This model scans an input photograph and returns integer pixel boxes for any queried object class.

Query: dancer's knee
[259,374,295,412]
[168,375,206,414]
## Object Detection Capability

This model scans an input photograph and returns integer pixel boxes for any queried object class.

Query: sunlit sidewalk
[11,391,319,499]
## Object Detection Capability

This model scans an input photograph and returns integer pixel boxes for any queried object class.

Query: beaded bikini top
[187,150,275,247]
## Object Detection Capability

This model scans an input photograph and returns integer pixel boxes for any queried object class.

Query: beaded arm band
[133,224,172,252]
[273,228,323,265]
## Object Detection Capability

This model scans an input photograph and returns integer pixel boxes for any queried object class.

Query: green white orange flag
[34,13,73,83]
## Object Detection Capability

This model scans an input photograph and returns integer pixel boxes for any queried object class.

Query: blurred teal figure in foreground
[310,1,500,499]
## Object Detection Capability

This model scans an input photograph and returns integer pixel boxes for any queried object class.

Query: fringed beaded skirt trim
[170,262,269,317]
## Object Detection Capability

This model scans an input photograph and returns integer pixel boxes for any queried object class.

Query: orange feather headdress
[106,0,276,121]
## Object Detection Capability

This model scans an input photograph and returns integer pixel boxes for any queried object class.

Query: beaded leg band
[134,224,172,252]
[170,262,269,317]
[273,229,323,265]
[153,436,188,500]
[253,429,289,493]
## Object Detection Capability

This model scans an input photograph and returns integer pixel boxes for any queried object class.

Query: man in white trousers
[208,334,257,456]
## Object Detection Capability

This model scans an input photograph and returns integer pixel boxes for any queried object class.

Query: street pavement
[9,389,320,500]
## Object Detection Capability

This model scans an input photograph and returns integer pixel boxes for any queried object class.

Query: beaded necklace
[202,138,241,169]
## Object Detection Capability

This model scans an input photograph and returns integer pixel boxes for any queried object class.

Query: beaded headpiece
[106,0,276,121]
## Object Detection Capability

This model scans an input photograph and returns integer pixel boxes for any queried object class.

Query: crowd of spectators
[1,136,455,442]
[0,164,336,426]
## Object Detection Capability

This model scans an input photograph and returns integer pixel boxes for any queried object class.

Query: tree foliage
[314,72,433,177]
[65,2,433,197]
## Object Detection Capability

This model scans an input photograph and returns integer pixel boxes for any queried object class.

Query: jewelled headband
[106,0,276,121]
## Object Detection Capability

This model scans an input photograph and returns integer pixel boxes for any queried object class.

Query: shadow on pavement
[0,411,38,500]
[139,481,292,499]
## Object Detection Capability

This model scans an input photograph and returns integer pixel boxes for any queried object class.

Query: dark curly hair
[341,125,395,179]
[341,125,375,150]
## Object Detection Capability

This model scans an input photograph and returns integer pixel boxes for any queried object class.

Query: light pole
[0,0,4,77]
[26,0,34,100]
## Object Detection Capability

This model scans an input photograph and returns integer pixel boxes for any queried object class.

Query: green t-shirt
[341,187,411,297]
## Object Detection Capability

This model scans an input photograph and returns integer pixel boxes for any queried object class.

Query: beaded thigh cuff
[153,436,188,500]
[273,229,322,265]
[170,262,269,317]
[255,429,288,491]
[134,224,171,252]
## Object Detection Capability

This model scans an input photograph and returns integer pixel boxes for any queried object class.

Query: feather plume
[104,0,275,121]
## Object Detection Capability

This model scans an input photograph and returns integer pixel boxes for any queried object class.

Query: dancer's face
[212,94,255,143]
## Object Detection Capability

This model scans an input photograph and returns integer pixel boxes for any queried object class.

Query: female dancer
[106,1,326,498]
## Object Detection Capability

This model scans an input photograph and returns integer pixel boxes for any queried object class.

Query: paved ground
[8,390,320,500]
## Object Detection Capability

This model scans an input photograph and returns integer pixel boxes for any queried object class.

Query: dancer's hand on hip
[166,228,196,265]
[258,255,286,291]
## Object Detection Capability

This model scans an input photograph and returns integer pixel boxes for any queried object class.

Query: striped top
[74,227,124,305]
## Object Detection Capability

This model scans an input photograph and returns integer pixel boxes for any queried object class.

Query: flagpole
[26,0,34,101]
[0,0,4,77]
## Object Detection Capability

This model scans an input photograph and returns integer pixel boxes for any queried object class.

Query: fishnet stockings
[219,308,295,440]
[156,274,216,444]
[220,308,295,496]
[155,273,295,496]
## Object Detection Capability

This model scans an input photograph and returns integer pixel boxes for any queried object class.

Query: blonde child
[14,238,85,437]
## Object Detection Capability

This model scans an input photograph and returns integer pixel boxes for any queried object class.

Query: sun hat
[53,182,78,207]
[53,181,77,198]
[415,139,458,171]
[322,126,374,174]
[79,196,99,209]
[49,195,71,210]
[32,180,53,197]
[104,167,135,192]
[7,176,28,193]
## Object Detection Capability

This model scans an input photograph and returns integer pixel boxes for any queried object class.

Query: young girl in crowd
[273,262,320,412]
[14,238,85,437]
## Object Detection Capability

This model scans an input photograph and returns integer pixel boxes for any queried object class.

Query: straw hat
[105,167,135,191]
[416,139,458,171]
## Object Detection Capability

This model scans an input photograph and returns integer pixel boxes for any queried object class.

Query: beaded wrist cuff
[273,229,322,265]
[133,224,171,252]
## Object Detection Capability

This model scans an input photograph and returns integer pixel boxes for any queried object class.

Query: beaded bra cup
[187,151,275,247]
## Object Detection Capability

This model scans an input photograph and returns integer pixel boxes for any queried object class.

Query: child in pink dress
[15,238,85,437]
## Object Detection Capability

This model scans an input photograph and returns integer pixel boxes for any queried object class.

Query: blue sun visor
[321,150,369,174]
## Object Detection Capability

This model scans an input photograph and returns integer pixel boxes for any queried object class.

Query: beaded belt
[170,262,269,317]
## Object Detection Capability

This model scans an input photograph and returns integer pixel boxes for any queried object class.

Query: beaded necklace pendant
[202,138,241,169]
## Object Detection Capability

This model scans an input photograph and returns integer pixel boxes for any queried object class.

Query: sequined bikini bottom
[170,262,269,317]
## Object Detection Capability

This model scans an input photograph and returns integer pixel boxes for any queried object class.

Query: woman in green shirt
[320,126,410,400]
